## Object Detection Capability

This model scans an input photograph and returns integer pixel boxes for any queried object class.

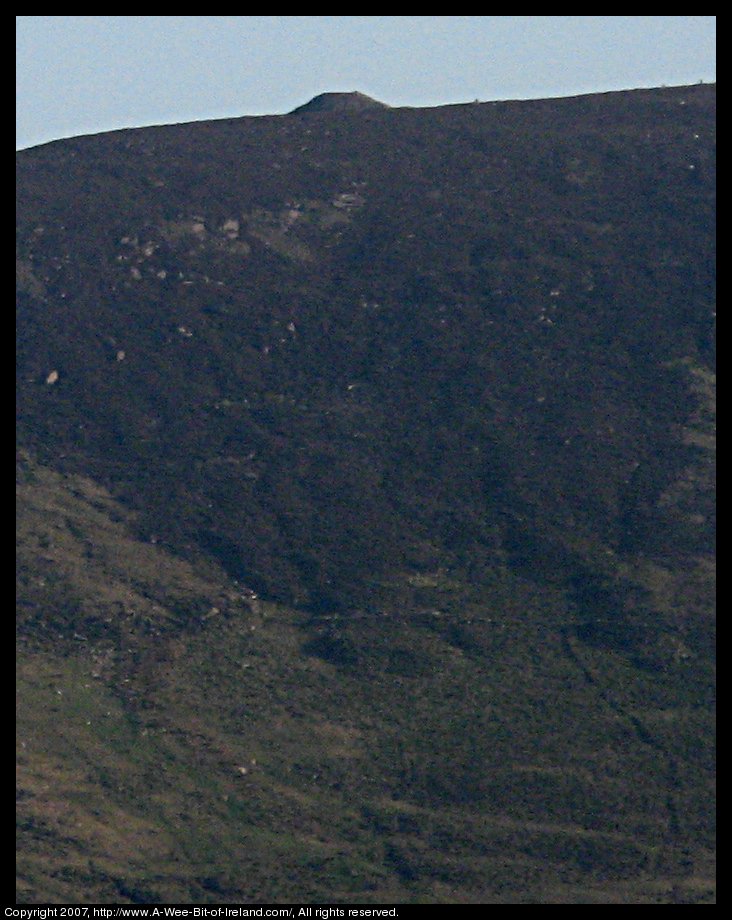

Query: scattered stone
[221,219,240,239]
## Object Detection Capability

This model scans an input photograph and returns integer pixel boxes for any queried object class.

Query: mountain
[289,91,390,114]
[16,85,715,904]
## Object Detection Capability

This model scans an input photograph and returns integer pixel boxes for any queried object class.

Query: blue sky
[16,16,716,150]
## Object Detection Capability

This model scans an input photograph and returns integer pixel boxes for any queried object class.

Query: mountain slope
[15,457,715,904]
[16,84,715,903]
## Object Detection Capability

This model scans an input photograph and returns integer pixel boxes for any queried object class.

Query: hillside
[16,84,715,903]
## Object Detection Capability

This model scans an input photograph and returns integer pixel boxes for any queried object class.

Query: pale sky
[16,16,716,150]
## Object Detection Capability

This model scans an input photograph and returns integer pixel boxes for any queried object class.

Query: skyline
[17,16,716,150]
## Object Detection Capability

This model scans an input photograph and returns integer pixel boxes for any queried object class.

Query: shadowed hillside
[16,84,715,904]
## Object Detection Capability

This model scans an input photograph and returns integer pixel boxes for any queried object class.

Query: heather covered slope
[16,84,715,903]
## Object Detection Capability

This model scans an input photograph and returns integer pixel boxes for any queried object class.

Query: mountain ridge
[16,82,715,903]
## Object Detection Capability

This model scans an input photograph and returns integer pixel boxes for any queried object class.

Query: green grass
[16,458,715,903]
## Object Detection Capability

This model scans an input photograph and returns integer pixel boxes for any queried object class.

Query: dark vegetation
[16,84,715,903]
